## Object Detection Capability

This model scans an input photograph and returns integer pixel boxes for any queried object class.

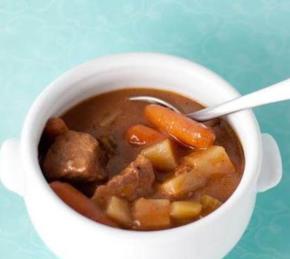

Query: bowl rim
[21,52,262,239]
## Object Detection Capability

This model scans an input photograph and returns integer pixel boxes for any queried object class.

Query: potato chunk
[159,171,207,199]
[201,195,222,215]
[132,198,171,230]
[176,145,235,176]
[159,146,235,199]
[141,139,177,171]
[170,201,202,221]
[106,196,132,227]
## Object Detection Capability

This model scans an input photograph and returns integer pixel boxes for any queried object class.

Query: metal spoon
[129,78,290,121]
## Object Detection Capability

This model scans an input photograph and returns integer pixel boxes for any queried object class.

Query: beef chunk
[92,155,155,206]
[43,130,105,182]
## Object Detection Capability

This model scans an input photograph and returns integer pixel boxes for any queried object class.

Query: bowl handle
[0,139,24,197]
[257,133,282,192]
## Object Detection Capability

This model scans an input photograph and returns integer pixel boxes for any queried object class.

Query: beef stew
[39,88,244,230]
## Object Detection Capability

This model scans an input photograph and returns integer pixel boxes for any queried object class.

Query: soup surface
[39,88,244,230]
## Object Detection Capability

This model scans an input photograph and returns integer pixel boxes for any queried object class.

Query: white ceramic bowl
[0,53,282,259]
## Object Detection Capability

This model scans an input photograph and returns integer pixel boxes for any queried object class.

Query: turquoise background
[0,1,290,258]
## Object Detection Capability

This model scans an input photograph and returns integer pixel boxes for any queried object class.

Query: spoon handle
[189,78,290,121]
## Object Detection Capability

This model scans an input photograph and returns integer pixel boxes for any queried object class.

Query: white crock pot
[0,53,282,259]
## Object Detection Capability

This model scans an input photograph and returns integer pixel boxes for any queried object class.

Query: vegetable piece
[106,196,132,227]
[159,171,207,199]
[141,139,177,171]
[170,201,202,221]
[159,146,235,198]
[126,124,165,146]
[50,181,116,227]
[44,117,68,140]
[144,104,215,148]
[132,198,171,230]
[201,195,222,215]
[100,111,121,127]
[175,145,236,176]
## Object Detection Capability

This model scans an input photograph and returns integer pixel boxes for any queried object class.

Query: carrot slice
[50,181,117,227]
[126,124,165,146]
[144,104,215,148]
